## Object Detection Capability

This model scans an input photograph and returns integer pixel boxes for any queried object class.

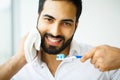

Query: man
[0,0,120,80]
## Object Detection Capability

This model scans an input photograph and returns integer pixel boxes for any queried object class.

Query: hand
[14,34,28,62]
[81,45,120,72]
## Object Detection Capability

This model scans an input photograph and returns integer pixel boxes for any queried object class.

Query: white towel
[24,28,41,63]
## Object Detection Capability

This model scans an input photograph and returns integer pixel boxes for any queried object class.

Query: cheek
[37,21,47,35]
[64,29,75,40]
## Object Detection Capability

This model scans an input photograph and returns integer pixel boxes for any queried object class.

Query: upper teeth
[48,37,60,42]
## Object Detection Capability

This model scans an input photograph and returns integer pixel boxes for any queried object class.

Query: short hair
[38,0,82,22]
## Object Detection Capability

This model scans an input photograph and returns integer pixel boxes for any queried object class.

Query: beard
[41,33,73,55]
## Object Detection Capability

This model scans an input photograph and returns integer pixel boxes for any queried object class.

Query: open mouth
[45,35,63,46]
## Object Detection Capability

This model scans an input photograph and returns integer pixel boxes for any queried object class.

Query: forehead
[40,0,77,20]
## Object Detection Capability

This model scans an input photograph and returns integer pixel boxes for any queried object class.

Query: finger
[94,61,102,69]
[99,66,108,72]
[94,63,99,69]
[80,48,96,62]
[22,33,29,41]
[94,59,106,71]
[90,57,97,64]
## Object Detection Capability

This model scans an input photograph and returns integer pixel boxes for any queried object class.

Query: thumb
[80,48,96,62]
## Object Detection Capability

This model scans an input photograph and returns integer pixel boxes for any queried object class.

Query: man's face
[37,1,78,55]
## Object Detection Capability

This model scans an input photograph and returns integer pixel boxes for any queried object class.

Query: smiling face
[37,1,78,55]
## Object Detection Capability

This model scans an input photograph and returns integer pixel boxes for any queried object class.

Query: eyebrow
[43,14,74,23]
[43,14,55,19]
[62,19,74,23]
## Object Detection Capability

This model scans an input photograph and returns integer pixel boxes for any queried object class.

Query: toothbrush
[56,54,82,60]
[64,55,82,60]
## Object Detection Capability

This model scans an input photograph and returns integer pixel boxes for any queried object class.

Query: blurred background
[0,0,120,64]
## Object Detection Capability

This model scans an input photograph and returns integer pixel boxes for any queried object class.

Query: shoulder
[70,40,94,55]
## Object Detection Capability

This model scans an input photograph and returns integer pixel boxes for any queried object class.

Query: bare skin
[81,45,120,72]
[0,34,27,80]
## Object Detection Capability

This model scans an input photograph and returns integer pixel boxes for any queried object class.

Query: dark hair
[38,0,82,22]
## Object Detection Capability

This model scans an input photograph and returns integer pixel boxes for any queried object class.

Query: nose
[49,23,61,36]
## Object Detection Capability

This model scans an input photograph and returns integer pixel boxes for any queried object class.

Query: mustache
[44,33,64,40]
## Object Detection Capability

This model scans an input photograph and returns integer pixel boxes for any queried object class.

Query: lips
[45,35,62,46]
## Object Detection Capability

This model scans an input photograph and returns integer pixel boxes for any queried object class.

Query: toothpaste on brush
[56,54,82,60]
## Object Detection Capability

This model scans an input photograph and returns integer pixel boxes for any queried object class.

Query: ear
[75,21,79,29]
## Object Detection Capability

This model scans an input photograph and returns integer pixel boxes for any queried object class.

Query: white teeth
[48,37,60,42]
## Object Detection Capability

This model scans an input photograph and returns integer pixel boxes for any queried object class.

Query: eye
[63,22,72,26]
[44,17,53,23]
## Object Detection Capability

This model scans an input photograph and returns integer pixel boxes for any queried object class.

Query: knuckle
[100,65,108,71]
